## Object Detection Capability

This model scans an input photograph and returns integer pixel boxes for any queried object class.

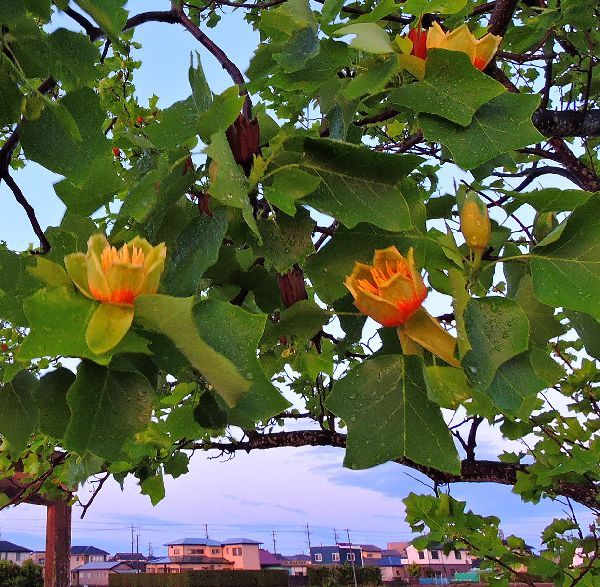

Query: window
[15,553,21,561]
[332,553,340,562]
[431,551,440,560]
[454,550,462,560]
[173,549,181,555]
[211,548,220,554]
[232,548,242,556]
[190,549,204,555]
[365,553,372,558]
[418,551,425,560]
[347,553,355,561]
[314,554,323,562]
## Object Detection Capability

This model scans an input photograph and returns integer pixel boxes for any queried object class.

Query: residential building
[259,550,310,576]
[110,552,147,572]
[388,542,473,576]
[360,544,383,561]
[310,544,363,567]
[29,551,46,566]
[70,546,110,571]
[71,561,134,586]
[364,555,406,582]
[146,537,262,574]
[0,540,33,566]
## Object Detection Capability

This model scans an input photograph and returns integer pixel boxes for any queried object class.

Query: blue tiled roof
[73,562,125,571]
[165,538,222,547]
[0,541,32,553]
[368,556,405,567]
[222,538,262,545]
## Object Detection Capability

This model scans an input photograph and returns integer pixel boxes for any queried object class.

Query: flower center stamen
[101,244,145,273]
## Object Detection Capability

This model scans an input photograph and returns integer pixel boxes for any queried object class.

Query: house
[71,561,134,586]
[0,540,33,565]
[29,550,46,566]
[110,552,147,572]
[388,541,473,577]
[259,550,310,576]
[70,546,110,571]
[364,555,406,582]
[310,544,363,567]
[145,537,262,574]
[360,544,383,561]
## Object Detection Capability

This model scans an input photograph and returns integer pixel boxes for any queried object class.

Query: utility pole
[333,528,339,544]
[205,524,209,539]
[148,542,153,559]
[306,524,312,550]
[130,523,135,554]
[346,529,358,587]
[272,530,277,553]
[135,534,140,574]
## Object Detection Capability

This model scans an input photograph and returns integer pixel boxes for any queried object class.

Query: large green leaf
[18,288,151,365]
[333,23,393,54]
[20,88,118,188]
[344,54,401,101]
[402,0,467,13]
[302,138,421,232]
[73,0,127,36]
[0,248,40,326]
[462,297,530,391]
[162,208,228,297]
[326,355,460,473]
[530,198,600,320]
[390,50,505,126]
[565,310,600,359]
[511,188,592,212]
[0,69,22,127]
[273,27,320,72]
[0,371,39,452]
[32,367,75,439]
[47,28,99,86]
[262,299,330,345]
[64,361,153,461]
[420,93,543,169]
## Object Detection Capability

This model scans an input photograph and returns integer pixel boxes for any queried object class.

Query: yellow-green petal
[142,242,166,274]
[139,257,166,295]
[64,253,94,299]
[87,233,109,259]
[86,303,134,354]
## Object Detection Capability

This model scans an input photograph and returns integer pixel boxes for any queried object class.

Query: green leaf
[320,0,344,23]
[344,54,401,101]
[264,168,321,215]
[24,0,52,20]
[402,0,467,14]
[27,257,71,289]
[420,93,543,169]
[252,208,315,273]
[462,297,530,391]
[164,452,189,478]
[0,371,39,452]
[262,299,330,345]
[64,360,153,461]
[197,87,245,142]
[350,0,401,23]
[333,23,393,54]
[47,28,99,86]
[32,367,75,439]
[0,69,22,127]
[140,474,166,505]
[515,274,564,345]
[424,365,471,409]
[302,138,421,232]
[511,188,592,212]
[530,198,600,320]
[20,88,118,187]
[565,310,600,358]
[0,248,40,326]
[274,27,320,72]
[390,50,505,126]
[326,355,460,473]
[18,288,150,365]
[135,295,250,407]
[73,0,127,36]
[192,300,290,424]
[162,208,228,297]
[194,391,228,429]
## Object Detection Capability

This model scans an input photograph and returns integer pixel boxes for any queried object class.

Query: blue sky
[0,0,592,560]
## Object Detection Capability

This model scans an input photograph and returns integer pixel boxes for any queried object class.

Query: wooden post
[45,500,72,587]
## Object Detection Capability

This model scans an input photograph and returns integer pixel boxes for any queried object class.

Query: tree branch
[190,430,599,510]
[487,0,519,36]
[532,109,600,138]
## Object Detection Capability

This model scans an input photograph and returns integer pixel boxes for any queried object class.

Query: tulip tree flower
[65,234,166,354]
[344,246,427,328]
[345,246,459,367]
[408,22,502,71]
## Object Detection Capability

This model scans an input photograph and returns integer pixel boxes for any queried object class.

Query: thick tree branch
[191,430,599,510]
[487,0,519,36]
[532,109,600,138]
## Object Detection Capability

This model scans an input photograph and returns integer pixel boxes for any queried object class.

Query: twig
[78,472,110,519]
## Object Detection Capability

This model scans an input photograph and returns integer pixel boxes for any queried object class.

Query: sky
[0,0,593,560]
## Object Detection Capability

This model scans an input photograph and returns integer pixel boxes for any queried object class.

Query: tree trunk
[45,501,72,587]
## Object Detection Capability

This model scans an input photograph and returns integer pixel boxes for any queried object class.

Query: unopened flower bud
[460,198,491,253]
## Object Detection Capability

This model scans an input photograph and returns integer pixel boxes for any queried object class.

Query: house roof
[165,538,222,547]
[285,554,311,562]
[364,556,404,568]
[222,538,262,545]
[73,562,130,571]
[0,541,31,553]
[380,549,402,557]
[71,546,110,556]
[360,544,382,552]
[112,553,147,561]
[148,555,234,565]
